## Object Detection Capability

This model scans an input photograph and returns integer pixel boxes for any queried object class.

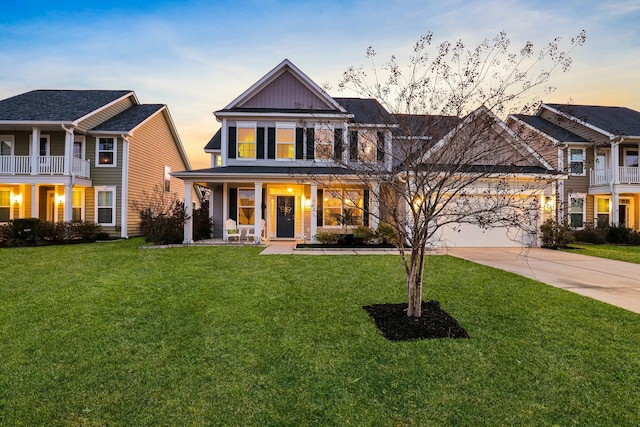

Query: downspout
[609,137,624,227]
[120,134,130,238]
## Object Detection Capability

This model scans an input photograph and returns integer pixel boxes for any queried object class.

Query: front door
[276,196,295,238]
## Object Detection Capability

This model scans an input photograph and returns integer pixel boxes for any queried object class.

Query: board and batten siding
[76,96,135,133]
[126,110,189,236]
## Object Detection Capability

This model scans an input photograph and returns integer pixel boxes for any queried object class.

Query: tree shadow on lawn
[363,301,470,341]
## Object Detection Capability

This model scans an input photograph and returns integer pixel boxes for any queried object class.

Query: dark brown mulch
[363,301,470,341]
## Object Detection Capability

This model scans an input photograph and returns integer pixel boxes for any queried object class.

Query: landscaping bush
[132,187,188,245]
[192,199,213,241]
[606,224,632,244]
[315,230,340,244]
[540,218,572,249]
[376,223,398,245]
[571,226,607,244]
[0,219,105,247]
[354,225,375,244]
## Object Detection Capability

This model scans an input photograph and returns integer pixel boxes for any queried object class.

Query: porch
[0,155,90,178]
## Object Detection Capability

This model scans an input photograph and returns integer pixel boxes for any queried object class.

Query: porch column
[371,183,380,231]
[63,127,73,175]
[310,183,317,243]
[254,181,262,243]
[612,192,620,227]
[64,184,72,222]
[31,128,39,175]
[31,184,37,218]
[612,140,620,184]
[183,181,193,243]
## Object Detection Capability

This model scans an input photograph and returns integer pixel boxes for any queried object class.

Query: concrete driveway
[447,247,640,315]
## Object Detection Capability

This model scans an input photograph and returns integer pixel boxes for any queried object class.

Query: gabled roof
[334,98,396,125]
[92,104,165,134]
[509,114,588,143]
[205,129,221,151]
[0,90,134,123]
[217,59,349,116]
[542,103,640,138]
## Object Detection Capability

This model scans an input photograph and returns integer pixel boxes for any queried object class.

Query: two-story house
[175,59,560,247]
[508,104,640,230]
[0,89,193,238]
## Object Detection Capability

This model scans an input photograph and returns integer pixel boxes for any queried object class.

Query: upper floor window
[569,148,585,176]
[315,127,333,161]
[276,124,295,160]
[97,137,117,166]
[0,136,13,156]
[350,130,379,163]
[624,149,638,167]
[74,136,85,159]
[237,126,256,159]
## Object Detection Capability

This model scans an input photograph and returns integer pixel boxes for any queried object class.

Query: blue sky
[1,0,639,168]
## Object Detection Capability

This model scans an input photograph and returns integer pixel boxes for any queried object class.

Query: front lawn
[1,239,639,426]
[563,243,640,264]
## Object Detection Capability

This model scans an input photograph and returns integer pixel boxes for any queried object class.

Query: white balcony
[590,166,640,186]
[0,155,90,178]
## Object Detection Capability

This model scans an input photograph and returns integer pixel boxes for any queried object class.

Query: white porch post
[612,140,620,184]
[64,184,72,222]
[612,192,620,227]
[310,183,317,243]
[254,181,262,243]
[371,182,380,230]
[63,127,72,175]
[31,184,37,218]
[31,127,39,175]
[183,181,193,243]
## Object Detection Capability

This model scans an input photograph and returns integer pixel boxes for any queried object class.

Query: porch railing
[590,166,640,186]
[0,155,90,178]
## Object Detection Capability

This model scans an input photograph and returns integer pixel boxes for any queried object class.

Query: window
[72,189,84,221]
[569,194,585,228]
[358,131,377,163]
[95,187,116,226]
[237,189,255,225]
[322,189,364,227]
[624,149,638,167]
[0,190,10,222]
[39,136,49,157]
[315,127,333,160]
[213,154,222,167]
[0,136,13,156]
[276,124,295,160]
[569,148,585,175]
[237,126,256,159]
[164,166,171,192]
[73,136,85,159]
[96,137,116,166]
[596,197,610,228]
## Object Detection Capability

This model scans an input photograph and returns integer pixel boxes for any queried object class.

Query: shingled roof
[510,114,588,143]
[545,104,640,137]
[92,104,165,133]
[0,90,132,122]
[334,98,396,125]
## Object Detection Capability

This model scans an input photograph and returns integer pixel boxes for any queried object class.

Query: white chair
[224,219,241,242]
[245,219,266,243]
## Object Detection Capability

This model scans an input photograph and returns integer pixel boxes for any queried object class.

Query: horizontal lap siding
[126,111,189,236]
[90,136,123,236]
[76,97,135,133]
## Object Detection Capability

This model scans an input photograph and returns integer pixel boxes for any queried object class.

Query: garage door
[431,223,534,247]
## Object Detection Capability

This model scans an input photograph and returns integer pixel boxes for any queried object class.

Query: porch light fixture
[543,196,555,213]
[287,187,293,193]
[56,194,65,205]
[304,197,311,208]
[11,194,22,205]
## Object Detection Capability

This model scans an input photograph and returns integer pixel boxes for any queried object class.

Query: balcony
[0,156,90,178]
[590,166,640,186]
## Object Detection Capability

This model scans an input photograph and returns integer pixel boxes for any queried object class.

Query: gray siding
[240,70,333,110]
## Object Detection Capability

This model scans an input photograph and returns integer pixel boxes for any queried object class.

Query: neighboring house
[508,104,640,231]
[173,59,560,247]
[0,89,193,238]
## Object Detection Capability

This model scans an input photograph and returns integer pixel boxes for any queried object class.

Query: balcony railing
[0,155,90,178]
[590,166,640,186]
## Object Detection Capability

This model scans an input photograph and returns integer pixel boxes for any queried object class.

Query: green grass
[1,239,639,426]
[563,243,640,264]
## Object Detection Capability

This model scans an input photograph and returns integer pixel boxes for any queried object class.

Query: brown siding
[126,110,189,236]
[508,119,559,169]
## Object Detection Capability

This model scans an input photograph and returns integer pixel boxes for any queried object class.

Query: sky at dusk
[1,0,639,169]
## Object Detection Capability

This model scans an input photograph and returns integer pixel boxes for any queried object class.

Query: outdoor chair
[224,219,241,242]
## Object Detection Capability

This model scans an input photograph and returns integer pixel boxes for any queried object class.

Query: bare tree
[328,31,586,317]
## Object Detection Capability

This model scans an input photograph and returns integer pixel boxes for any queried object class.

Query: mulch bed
[363,301,470,341]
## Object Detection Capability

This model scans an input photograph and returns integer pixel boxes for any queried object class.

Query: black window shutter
[363,189,370,227]
[306,128,315,160]
[317,189,323,226]
[228,126,237,159]
[349,130,358,161]
[333,129,343,160]
[262,187,267,218]
[377,131,385,162]
[295,128,304,160]
[267,127,276,159]
[256,127,265,159]
[228,188,237,221]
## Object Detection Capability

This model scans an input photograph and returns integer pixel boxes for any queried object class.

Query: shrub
[132,187,188,245]
[353,225,375,243]
[376,223,398,245]
[0,219,104,246]
[540,218,572,249]
[606,224,631,244]
[315,231,340,244]
[0,218,43,246]
[571,226,607,244]
[192,199,213,241]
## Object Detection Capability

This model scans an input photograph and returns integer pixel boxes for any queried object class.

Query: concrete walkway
[447,247,640,314]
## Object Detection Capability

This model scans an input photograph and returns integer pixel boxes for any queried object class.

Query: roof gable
[222,59,346,113]
[0,90,134,123]
[509,114,588,143]
[91,104,165,133]
[543,103,640,138]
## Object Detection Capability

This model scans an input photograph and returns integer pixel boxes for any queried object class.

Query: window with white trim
[568,194,585,229]
[238,189,255,226]
[237,125,256,159]
[73,136,85,159]
[596,197,610,228]
[624,148,638,167]
[358,131,377,163]
[96,137,117,166]
[164,166,171,192]
[0,190,10,222]
[276,123,295,160]
[72,189,84,221]
[0,136,13,156]
[315,126,333,160]
[95,187,116,226]
[569,148,585,176]
[322,189,363,227]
